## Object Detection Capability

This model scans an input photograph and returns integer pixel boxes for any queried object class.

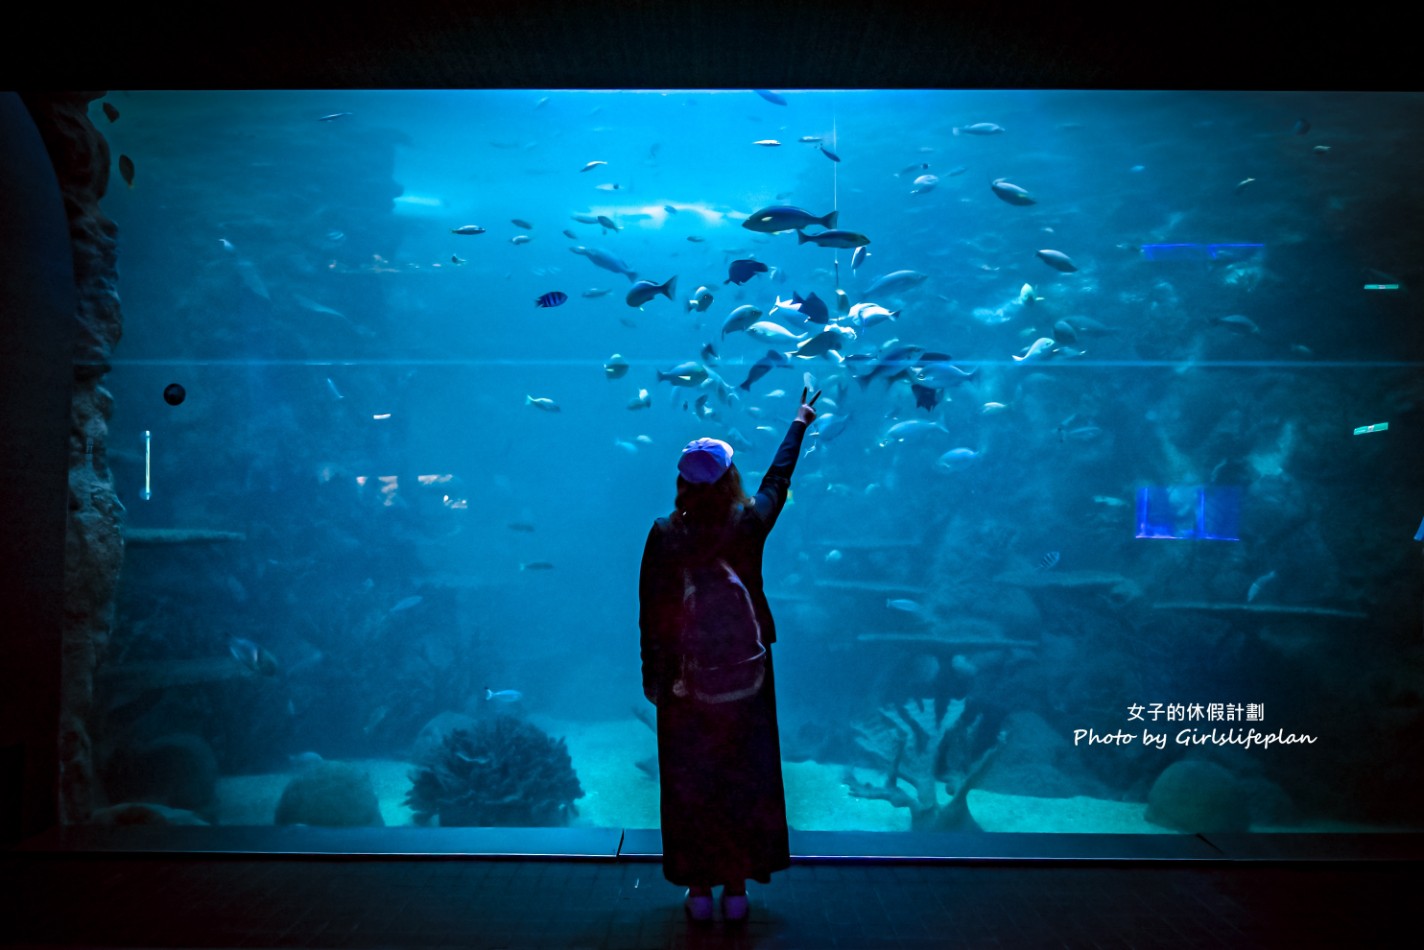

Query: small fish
[596,215,620,231]
[753,89,788,106]
[910,174,939,194]
[935,448,980,472]
[1037,551,1061,571]
[792,291,830,324]
[1013,338,1055,362]
[580,161,607,172]
[535,291,568,308]
[626,276,678,308]
[992,179,1035,206]
[390,595,424,613]
[738,350,788,390]
[508,522,537,532]
[519,562,555,571]
[511,235,532,245]
[525,395,561,412]
[1036,249,1077,272]
[886,598,923,613]
[535,96,550,109]
[656,361,710,386]
[635,435,653,445]
[1313,145,1331,155]
[754,139,782,147]
[1294,118,1311,135]
[799,136,824,143]
[118,154,135,189]
[954,123,1005,135]
[1247,570,1277,603]
[1211,314,1261,335]
[512,218,534,229]
[318,112,354,121]
[980,402,1009,414]
[721,304,764,337]
[583,288,612,298]
[562,229,578,239]
[898,162,930,177]
[228,637,279,677]
[725,259,770,285]
[1093,495,1127,507]
[101,102,119,123]
[363,705,389,735]
[1235,178,1256,193]
[627,388,652,410]
[604,354,630,379]
[819,145,841,162]
[685,286,715,313]
[450,254,466,265]
[451,225,487,235]
[851,246,869,272]
[325,377,344,400]
[686,235,706,243]
[825,549,842,563]
[796,229,870,249]
[486,688,524,702]
[615,439,638,453]
[864,269,928,297]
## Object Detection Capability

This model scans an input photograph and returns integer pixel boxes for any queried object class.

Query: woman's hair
[672,463,751,523]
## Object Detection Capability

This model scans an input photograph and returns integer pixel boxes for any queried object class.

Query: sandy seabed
[216,716,1177,832]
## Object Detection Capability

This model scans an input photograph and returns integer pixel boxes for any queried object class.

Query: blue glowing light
[1136,486,1240,541]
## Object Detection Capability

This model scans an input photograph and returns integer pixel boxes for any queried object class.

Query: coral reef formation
[405,716,582,827]
[845,698,1004,831]
[275,761,384,827]
[22,91,125,825]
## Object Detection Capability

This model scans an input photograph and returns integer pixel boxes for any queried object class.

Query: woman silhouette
[639,388,819,922]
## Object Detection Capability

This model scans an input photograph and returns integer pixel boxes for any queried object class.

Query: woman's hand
[796,387,821,426]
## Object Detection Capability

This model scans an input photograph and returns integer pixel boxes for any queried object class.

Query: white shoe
[684,891,714,921]
[722,893,749,921]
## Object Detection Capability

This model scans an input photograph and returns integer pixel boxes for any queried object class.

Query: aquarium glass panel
[73,89,1424,839]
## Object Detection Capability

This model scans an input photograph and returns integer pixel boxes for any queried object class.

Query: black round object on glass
[163,383,186,406]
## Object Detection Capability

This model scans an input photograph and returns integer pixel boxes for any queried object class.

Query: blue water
[91,90,1424,833]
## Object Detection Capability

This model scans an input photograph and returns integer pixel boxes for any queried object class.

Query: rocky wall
[22,92,125,824]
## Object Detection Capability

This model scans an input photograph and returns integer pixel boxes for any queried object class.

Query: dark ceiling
[4,1,1411,91]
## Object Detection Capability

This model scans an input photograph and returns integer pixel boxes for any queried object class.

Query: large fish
[742,206,839,234]
[738,350,789,390]
[721,305,763,337]
[626,276,677,308]
[796,229,870,249]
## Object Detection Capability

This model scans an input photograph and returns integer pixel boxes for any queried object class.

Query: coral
[275,761,384,827]
[844,699,1004,831]
[1145,759,1250,833]
[405,716,582,827]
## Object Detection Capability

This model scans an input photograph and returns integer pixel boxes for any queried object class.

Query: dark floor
[4,852,1421,949]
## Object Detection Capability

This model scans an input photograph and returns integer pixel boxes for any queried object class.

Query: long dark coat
[639,419,807,886]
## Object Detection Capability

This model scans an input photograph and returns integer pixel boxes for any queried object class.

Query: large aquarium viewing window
[72,89,1424,843]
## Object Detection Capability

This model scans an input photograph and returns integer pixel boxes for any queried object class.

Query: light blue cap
[678,437,734,484]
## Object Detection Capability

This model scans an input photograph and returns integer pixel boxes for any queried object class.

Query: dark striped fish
[534,291,568,308]
[1037,551,1061,571]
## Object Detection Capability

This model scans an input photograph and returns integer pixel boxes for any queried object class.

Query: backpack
[673,517,766,704]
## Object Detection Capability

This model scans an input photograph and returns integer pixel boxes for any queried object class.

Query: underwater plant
[404,716,583,827]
